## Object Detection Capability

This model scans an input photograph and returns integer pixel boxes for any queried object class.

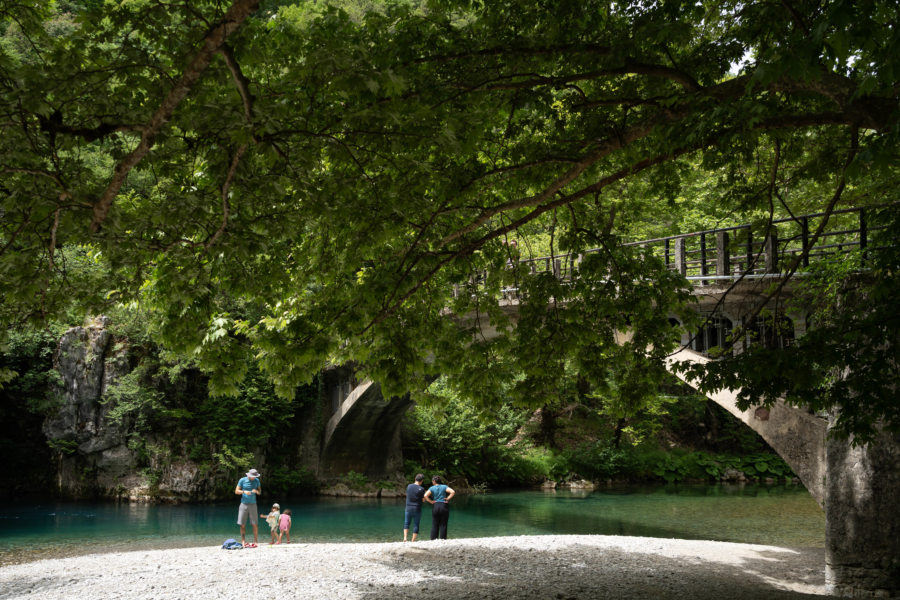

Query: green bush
[403,377,529,486]
[1,324,67,414]
[265,465,319,495]
[342,470,369,490]
[479,445,562,485]
[562,442,642,480]
[403,460,425,482]
[645,450,795,483]
[647,448,708,482]
[47,438,79,455]
[537,441,796,484]
[513,446,568,481]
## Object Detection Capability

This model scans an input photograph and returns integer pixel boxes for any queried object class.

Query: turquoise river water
[0,484,824,565]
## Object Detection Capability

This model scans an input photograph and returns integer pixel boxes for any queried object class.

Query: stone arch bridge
[317,206,898,596]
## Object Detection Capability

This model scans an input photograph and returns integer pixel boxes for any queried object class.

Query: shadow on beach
[356,541,827,600]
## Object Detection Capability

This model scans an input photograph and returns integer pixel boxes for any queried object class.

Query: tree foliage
[403,376,529,484]
[0,1,897,436]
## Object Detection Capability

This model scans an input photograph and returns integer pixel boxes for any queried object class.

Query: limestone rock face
[42,317,136,498]
[40,317,221,502]
[43,316,121,448]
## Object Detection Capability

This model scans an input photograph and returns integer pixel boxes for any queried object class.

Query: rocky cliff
[42,318,232,501]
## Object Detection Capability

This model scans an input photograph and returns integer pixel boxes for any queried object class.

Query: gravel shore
[0,535,827,599]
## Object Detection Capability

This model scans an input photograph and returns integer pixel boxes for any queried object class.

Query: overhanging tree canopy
[1,0,897,437]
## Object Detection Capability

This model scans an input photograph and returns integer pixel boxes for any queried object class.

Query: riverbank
[0,535,827,599]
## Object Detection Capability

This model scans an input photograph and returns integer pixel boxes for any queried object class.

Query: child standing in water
[278,508,292,544]
[261,503,281,545]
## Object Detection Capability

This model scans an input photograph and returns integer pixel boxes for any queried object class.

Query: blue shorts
[404,508,422,533]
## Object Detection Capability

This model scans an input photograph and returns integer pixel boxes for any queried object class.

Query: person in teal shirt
[424,475,455,540]
[235,468,262,546]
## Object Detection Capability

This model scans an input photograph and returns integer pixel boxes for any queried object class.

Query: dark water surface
[0,484,824,566]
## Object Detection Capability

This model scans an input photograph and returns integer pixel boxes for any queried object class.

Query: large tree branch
[409,43,614,65]
[205,144,247,249]
[436,75,806,247]
[90,0,260,233]
[438,109,685,247]
[38,114,144,142]
[220,43,254,123]
[439,99,878,250]
[204,43,256,250]
[457,156,580,194]
[361,144,699,335]
[370,108,871,334]
[462,60,701,93]
[460,146,699,255]
[365,111,847,335]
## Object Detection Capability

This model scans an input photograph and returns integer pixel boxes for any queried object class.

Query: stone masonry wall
[825,422,900,597]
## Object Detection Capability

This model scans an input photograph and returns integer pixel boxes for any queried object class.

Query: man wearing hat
[235,468,262,546]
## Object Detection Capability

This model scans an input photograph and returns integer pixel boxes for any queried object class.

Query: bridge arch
[664,347,827,505]
[319,377,413,479]
[317,343,827,504]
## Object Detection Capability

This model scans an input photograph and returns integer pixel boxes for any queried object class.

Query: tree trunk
[613,418,626,449]
[539,406,559,448]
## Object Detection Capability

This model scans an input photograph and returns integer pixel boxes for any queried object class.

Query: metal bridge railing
[452,205,892,298]
[618,206,887,282]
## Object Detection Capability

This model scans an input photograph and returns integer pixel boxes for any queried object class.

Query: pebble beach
[0,535,828,599]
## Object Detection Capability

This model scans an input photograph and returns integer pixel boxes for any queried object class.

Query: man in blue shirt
[403,474,426,542]
[235,468,262,546]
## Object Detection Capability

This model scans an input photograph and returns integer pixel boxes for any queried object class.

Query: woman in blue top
[423,475,455,540]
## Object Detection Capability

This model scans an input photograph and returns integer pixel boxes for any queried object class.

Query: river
[0,484,824,566]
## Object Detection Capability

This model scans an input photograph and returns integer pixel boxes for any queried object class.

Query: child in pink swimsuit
[278,508,292,544]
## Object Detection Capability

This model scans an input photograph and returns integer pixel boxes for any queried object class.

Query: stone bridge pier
[824,427,900,597]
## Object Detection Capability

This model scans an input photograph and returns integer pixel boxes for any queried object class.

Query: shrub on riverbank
[403,440,795,489]
[402,377,797,489]
[401,380,527,486]
[555,443,795,484]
